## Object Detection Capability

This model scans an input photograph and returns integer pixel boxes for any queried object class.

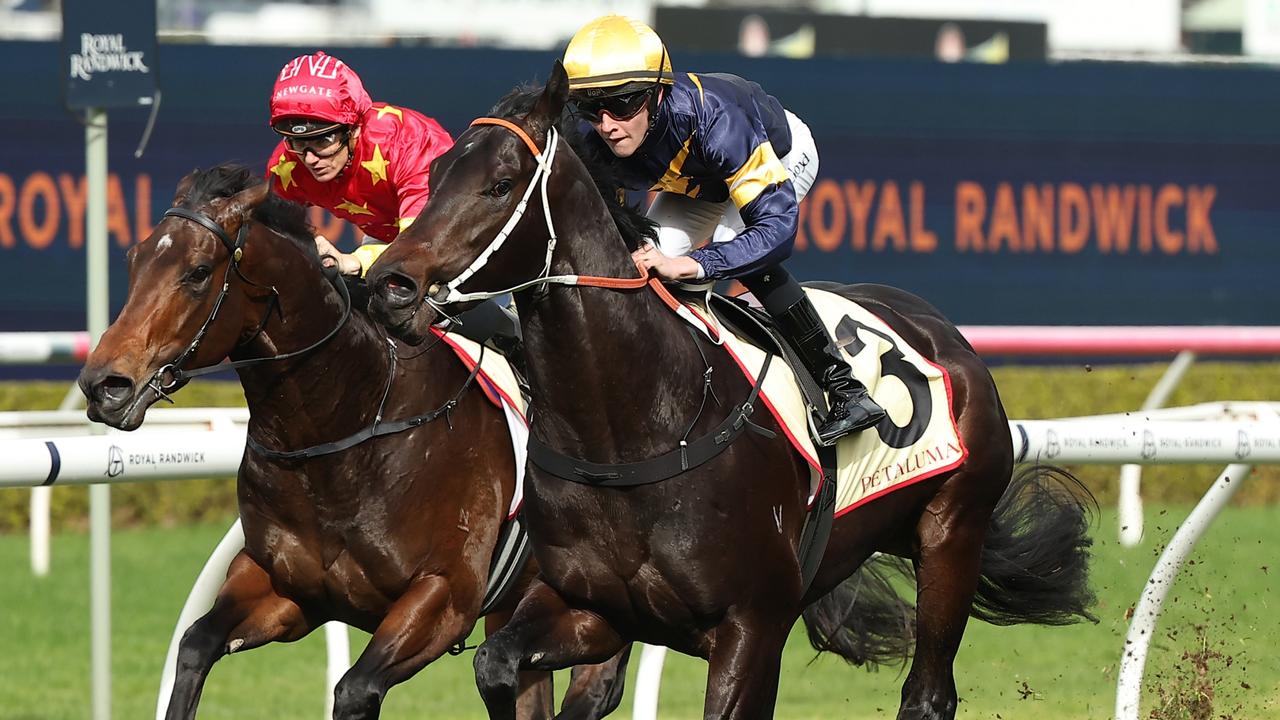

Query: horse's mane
[488,86,657,252]
[179,164,317,255]
[178,164,374,312]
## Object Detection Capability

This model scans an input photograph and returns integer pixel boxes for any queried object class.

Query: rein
[449,115,777,486]
[147,206,353,400]
[247,342,485,461]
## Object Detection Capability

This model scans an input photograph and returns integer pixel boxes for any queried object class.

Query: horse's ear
[526,61,569,140]
[172,169,199,206]
[211,181,271,230]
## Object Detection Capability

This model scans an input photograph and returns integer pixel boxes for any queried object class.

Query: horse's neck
[235,254,391,443]
[517,219,714,458]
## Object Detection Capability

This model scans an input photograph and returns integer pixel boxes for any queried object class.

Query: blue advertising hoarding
[1,42,1277,341]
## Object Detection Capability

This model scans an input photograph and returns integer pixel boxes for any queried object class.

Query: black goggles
[571,88,653,123]
[284,129,350,159]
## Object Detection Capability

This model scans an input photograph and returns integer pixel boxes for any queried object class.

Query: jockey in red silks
[266,51,525,367]
[266,51,453,277]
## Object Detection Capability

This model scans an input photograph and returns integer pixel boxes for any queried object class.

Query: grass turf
[1,505,1276,719]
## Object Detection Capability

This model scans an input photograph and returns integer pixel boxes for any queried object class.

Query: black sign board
[62,0,158,109]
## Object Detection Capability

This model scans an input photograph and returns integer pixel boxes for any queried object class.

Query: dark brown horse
[78,165,628,720]
[366,66,1096,720]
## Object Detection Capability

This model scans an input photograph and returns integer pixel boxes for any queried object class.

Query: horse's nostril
[379,273,418,308]
[95,375,134,407]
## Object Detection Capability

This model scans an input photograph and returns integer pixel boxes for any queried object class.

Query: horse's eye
[489,179,514,197]
[186,265,212,285]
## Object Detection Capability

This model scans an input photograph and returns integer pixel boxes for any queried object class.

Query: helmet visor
[570,87,654,123]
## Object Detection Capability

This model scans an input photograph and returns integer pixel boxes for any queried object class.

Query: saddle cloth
[431,328,528,520]
[686,288,968,517]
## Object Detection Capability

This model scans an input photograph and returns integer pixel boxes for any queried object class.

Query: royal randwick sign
[69,34,150,82]
[62,0,157,109]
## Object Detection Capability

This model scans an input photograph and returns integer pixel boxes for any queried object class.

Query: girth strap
[527,353,777,486]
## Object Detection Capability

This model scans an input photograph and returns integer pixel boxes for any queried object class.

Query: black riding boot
[773,296,885,445]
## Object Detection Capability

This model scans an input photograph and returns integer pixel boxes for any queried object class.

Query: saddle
[703,291,833,427]
[675,288,839,594]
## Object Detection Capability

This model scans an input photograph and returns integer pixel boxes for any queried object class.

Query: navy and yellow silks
[581,72,799,280]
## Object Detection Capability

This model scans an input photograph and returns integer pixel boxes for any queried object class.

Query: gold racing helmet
[563,15,675,98]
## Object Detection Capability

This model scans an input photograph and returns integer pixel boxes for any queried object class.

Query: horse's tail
[800,464,1097,668]
[971,464,1098,626]
[800,554,916,669]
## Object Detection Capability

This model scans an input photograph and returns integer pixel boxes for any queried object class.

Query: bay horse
[78,165,628,720]
[366,65,1096,720]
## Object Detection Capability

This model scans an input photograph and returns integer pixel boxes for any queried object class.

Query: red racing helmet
[269,51,373,136]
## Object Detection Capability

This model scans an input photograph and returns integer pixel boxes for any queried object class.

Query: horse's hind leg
[331,574,483,720]
[897,477,999,720]
[166,552,312,720]
[473,580,625,720]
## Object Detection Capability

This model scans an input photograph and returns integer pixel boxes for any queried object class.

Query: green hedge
[3,361,1278,533]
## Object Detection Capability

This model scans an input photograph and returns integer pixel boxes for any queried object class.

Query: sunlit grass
[1,504,1276,718]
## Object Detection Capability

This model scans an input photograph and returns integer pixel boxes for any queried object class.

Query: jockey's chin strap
[146,206,352,401]
[424,116,716,341]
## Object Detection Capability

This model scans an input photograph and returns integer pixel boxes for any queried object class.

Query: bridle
[423,118,565,306]
[145,205,352,402]
[153,203,480,462]
[422,116,714,334]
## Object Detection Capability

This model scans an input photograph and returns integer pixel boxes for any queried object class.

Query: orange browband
[470,117,543,157]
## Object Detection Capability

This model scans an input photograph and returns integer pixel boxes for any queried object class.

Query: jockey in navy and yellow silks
[563,16,885,445]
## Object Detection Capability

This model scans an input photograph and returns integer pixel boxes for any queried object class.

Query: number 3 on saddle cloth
[690,287,969,519]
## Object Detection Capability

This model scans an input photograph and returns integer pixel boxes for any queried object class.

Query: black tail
[971,464,1098,626]
[801,553,916,668]
[802,464,1097,667]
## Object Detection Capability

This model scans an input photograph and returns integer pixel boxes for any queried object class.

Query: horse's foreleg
[702,613,790,720]
[482,606,555,719]
[166,552,312,720]
[331,574,474,720]
[897,499,989,720]
[473,580,625,720]
[557,645,634,720]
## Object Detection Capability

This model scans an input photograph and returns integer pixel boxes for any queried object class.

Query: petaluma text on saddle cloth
[856,441,964,497]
